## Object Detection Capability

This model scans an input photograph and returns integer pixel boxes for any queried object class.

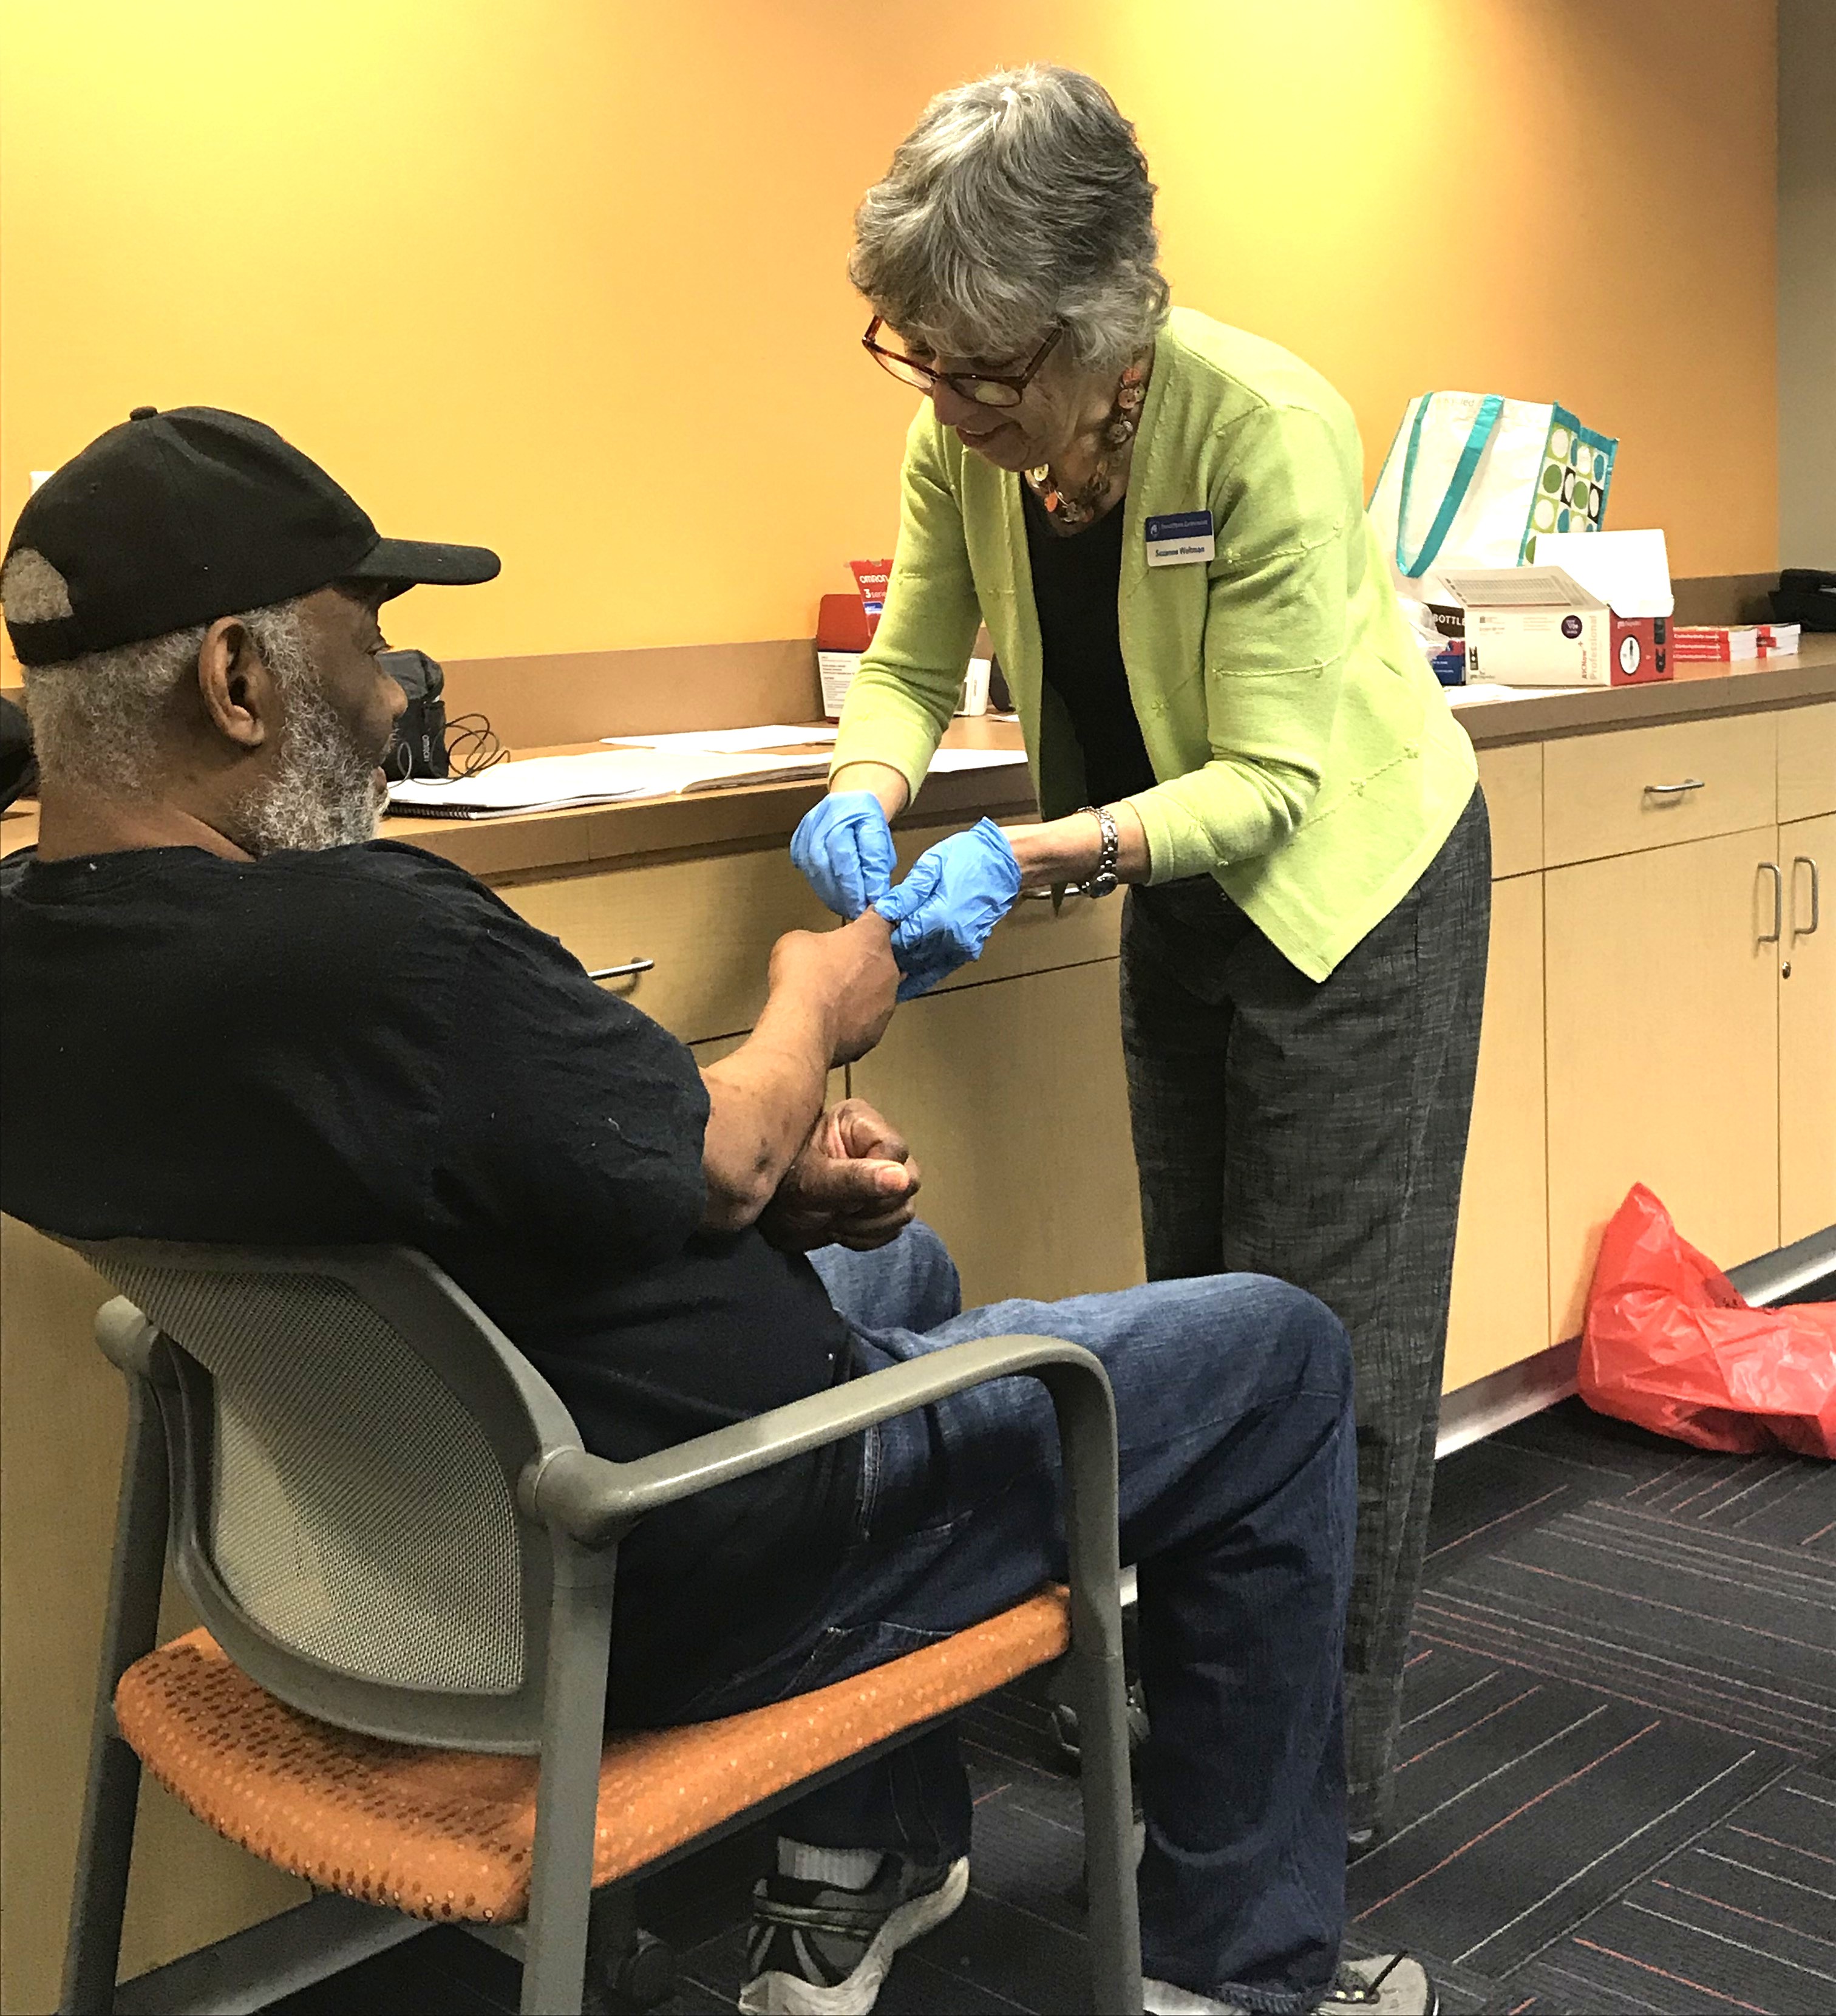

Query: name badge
[1144,510,1215,568]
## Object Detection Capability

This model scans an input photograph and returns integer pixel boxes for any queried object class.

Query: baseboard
[114,1893,423,2015]
[1435,1338,1581,1459]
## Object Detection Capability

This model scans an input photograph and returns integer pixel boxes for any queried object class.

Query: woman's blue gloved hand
[875,819,1022,1000]
[790,790,897,920]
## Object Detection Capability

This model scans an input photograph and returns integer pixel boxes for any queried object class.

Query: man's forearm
[698,912,899,1233]
[697,992,834,1233]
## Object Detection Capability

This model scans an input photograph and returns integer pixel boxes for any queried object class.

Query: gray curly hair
[3,559,379,852]
[850,65,1170,376]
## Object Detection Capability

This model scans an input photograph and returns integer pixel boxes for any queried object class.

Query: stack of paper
[387,728,1030,821]
[389,746,831,820]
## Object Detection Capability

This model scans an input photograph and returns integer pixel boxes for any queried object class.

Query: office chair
[56,1238,1143,2015]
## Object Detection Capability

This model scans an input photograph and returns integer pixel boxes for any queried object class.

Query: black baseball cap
[2,406,500,667]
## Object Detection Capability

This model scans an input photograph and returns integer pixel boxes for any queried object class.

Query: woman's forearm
[1004,802,1150,891]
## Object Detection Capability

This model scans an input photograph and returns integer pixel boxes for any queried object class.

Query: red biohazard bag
[1578,1185,1836,1458]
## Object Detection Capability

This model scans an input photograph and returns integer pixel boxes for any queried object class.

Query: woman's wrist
[1005,804,1148,891]
[829,761,910,822]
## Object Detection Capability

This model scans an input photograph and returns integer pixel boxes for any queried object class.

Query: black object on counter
[1772,568,1836,632]
[378,648,450,779]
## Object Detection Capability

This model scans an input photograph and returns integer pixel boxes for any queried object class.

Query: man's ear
[195,616,274,751]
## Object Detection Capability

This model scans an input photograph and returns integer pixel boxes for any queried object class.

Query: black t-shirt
[1022,483,1157,806]
[0,840,858,1711]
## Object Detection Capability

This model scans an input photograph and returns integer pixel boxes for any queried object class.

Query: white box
[1442,531,1675,688]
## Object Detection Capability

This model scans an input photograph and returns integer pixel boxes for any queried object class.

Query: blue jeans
[672,1225,1355,2011]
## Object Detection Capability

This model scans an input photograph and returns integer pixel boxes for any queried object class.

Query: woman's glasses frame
[861,318,1062,409]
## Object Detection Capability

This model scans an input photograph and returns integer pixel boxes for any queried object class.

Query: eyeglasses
[862,317,1062,409]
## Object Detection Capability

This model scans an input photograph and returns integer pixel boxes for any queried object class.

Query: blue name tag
[1144,510,1216,568]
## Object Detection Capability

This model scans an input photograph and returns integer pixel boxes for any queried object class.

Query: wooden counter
[1449,647,1836,744]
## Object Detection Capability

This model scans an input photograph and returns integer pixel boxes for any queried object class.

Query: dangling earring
[1025,358,1148,528]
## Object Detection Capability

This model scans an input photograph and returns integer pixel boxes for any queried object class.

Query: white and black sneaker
[736,1854,970,2015]
[1318,1953,1438,2013]
[1143,1951,1438,2016]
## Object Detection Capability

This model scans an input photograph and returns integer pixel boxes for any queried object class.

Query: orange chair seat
[114,1591,1070,1924]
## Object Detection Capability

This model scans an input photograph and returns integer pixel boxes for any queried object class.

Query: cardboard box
[1441,530,1674,687]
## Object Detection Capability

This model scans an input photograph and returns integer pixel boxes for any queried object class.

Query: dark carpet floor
[265,1400,1836,2015]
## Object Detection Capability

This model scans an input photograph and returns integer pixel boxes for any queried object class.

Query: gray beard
[237,678,384,855]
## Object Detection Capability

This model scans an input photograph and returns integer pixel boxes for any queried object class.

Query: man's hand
[874,819,1021,1001]
[767,908,900,1066]
[760,1098,922,1253]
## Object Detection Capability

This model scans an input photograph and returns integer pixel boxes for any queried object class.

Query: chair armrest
[523,1333,1109,1548]
[93,1296,170,1384]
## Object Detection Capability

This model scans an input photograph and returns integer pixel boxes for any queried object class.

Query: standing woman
[793,65,1490,1843]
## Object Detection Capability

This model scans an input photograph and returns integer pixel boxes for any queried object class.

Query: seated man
[0,409,1432,2016]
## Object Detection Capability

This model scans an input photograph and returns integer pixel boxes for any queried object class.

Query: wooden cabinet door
[1546,828,1781,1340]
[850,962,1145,1310]
[1444,874,1548,1389]
[1781,812,1836,1244]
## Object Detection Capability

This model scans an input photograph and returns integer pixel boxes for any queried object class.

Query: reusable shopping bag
[1578,1184,1836,1459]
[1367,391,1618,605]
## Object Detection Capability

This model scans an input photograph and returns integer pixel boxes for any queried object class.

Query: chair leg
[1044,1363,1144,2015]
[520,1544,617,2016]
[61,1381,170,2014]
[1072,1639,1143,2016]
[583,1889,676,2013]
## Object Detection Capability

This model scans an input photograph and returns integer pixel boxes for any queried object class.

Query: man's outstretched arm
[697,910,901,1232]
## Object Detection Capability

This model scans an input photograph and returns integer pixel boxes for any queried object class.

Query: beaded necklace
[1024,358,1149,529]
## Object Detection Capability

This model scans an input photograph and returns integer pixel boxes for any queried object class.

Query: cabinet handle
[1644,777,1706,799]
[1759,862,1783,945]
[586,958,656,981]
[1794,856,1821,938]
[1021,887,1087,903]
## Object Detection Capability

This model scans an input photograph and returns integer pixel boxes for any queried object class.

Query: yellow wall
[1,0,1777,670]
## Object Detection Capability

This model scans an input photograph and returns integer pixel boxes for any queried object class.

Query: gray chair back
[72,1238,586,1754]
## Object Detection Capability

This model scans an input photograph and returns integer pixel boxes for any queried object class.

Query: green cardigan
[831,308,1478,981]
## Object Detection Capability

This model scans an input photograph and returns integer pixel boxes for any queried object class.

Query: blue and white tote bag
[1368,392,1618,606]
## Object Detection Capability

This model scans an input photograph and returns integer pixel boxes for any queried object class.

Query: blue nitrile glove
[790,790,898,920]
[875,819,1023,1001]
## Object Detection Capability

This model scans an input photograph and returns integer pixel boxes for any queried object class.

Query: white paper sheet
[926,747,1030,773]
[1446,684,1582,706]
[603,724,838,754]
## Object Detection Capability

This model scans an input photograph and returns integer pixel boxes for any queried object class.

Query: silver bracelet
[1076,803,1120,899]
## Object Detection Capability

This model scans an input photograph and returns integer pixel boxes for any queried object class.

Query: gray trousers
[1119,788,1491,1830]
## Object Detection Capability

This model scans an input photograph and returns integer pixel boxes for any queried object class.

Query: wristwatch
[1076,803,1120,899]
